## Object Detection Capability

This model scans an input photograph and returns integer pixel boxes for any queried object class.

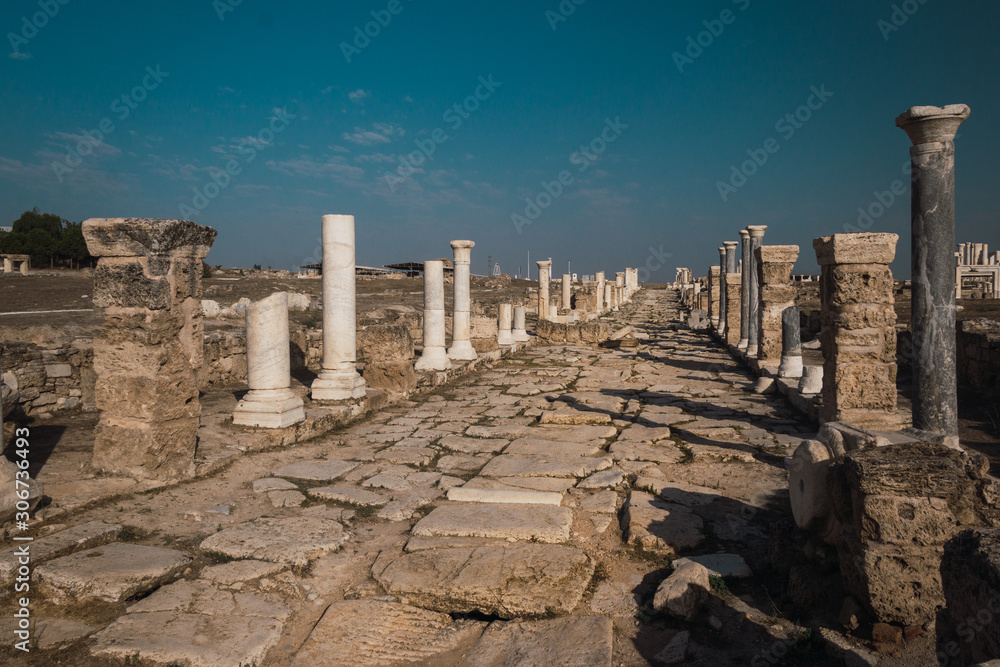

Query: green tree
[26,228,57,267]
[59,222,91,269]
[12,207,66,238]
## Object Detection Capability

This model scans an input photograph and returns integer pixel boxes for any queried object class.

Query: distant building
[0,226,12,233]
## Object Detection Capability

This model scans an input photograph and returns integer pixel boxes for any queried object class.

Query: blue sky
[2,0,998,280]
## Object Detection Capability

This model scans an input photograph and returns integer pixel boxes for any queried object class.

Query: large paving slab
[291,600,486,666]
[0,520,121,584]
[620,491,704,555]
[504,437,604,457]
[412,503,572,543]
[374,544,594,617]
[199,516,349,567]
[609,440,684,463]
[92,611,283,667]
[126,579,292,620]
[35,543,191,603]
[466,615,613,667]
[479,454,611,479]
[438,434,510,454]
[271,459,358,482]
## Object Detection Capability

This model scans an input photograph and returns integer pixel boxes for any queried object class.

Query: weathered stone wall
[956,318,1000,390]
[0,340,95,415]
[897,318,1000,391]
[535,319,610,344]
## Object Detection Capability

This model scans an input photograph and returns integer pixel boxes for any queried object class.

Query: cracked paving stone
[412,503,572,543]
[199,516,349,567]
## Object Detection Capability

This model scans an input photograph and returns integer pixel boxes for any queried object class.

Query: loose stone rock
[653,560,711,620]
[252,477,298,493]
[621,491,704,555]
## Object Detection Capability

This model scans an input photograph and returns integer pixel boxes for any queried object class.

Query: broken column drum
[561,274,572,310]
[896,104,970,440]
[311,214,366,401]
[497,303,514,346]
[512,306,529,342]
[536,260,552,322]
[233,292,305,428]
[745,225,767,356]
[738,229,751,350]
[778,306,803,378]
[82,217,216,480]
[447,240,477,361]
[415,260,451,371]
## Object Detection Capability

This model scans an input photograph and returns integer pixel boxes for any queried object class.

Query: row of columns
[699,104,969,442]
[535,261,637,321]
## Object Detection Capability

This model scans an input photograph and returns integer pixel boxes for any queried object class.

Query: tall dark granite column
[896,104,970,442]
[738,229,751,350]
[779,306,803,378]
[746,225,767,357]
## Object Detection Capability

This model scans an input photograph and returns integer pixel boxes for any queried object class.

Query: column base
[233,388,305,429]
[737,339,749,351]
[778,355,803,379]
[311,370,367,401]
[497,331,514,346]
[415,346,452,371]
[512,329,530,342]
[448,339,478,361]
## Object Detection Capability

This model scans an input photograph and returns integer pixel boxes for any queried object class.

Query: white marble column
[615,272,625,305]
[234,292,305,428]
[311,214,366,401]
[604,284,613,312]
[561,274,572,310]
[2,258,11,273]
[415,259,451,371]
[536,259,552,321]
[448,240,477,361]
[595,271,606,312]
[497,303,514,346]
[513,305,529,341]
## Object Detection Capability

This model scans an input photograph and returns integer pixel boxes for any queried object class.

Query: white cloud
[354,153,396,164]
[266,155,365,187]
[348,89,369,103]
[341,122,404,146]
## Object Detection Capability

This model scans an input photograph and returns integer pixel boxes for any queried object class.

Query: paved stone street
[5,288,859,666]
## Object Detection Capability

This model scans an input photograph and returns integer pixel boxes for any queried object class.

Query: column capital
[813,232,898,266]
[747,225,768,238]
[723,241,739,249]
[83,218,217,259]
[896,104,970,146]
[738,229,750,240]
[536,260,552,269]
